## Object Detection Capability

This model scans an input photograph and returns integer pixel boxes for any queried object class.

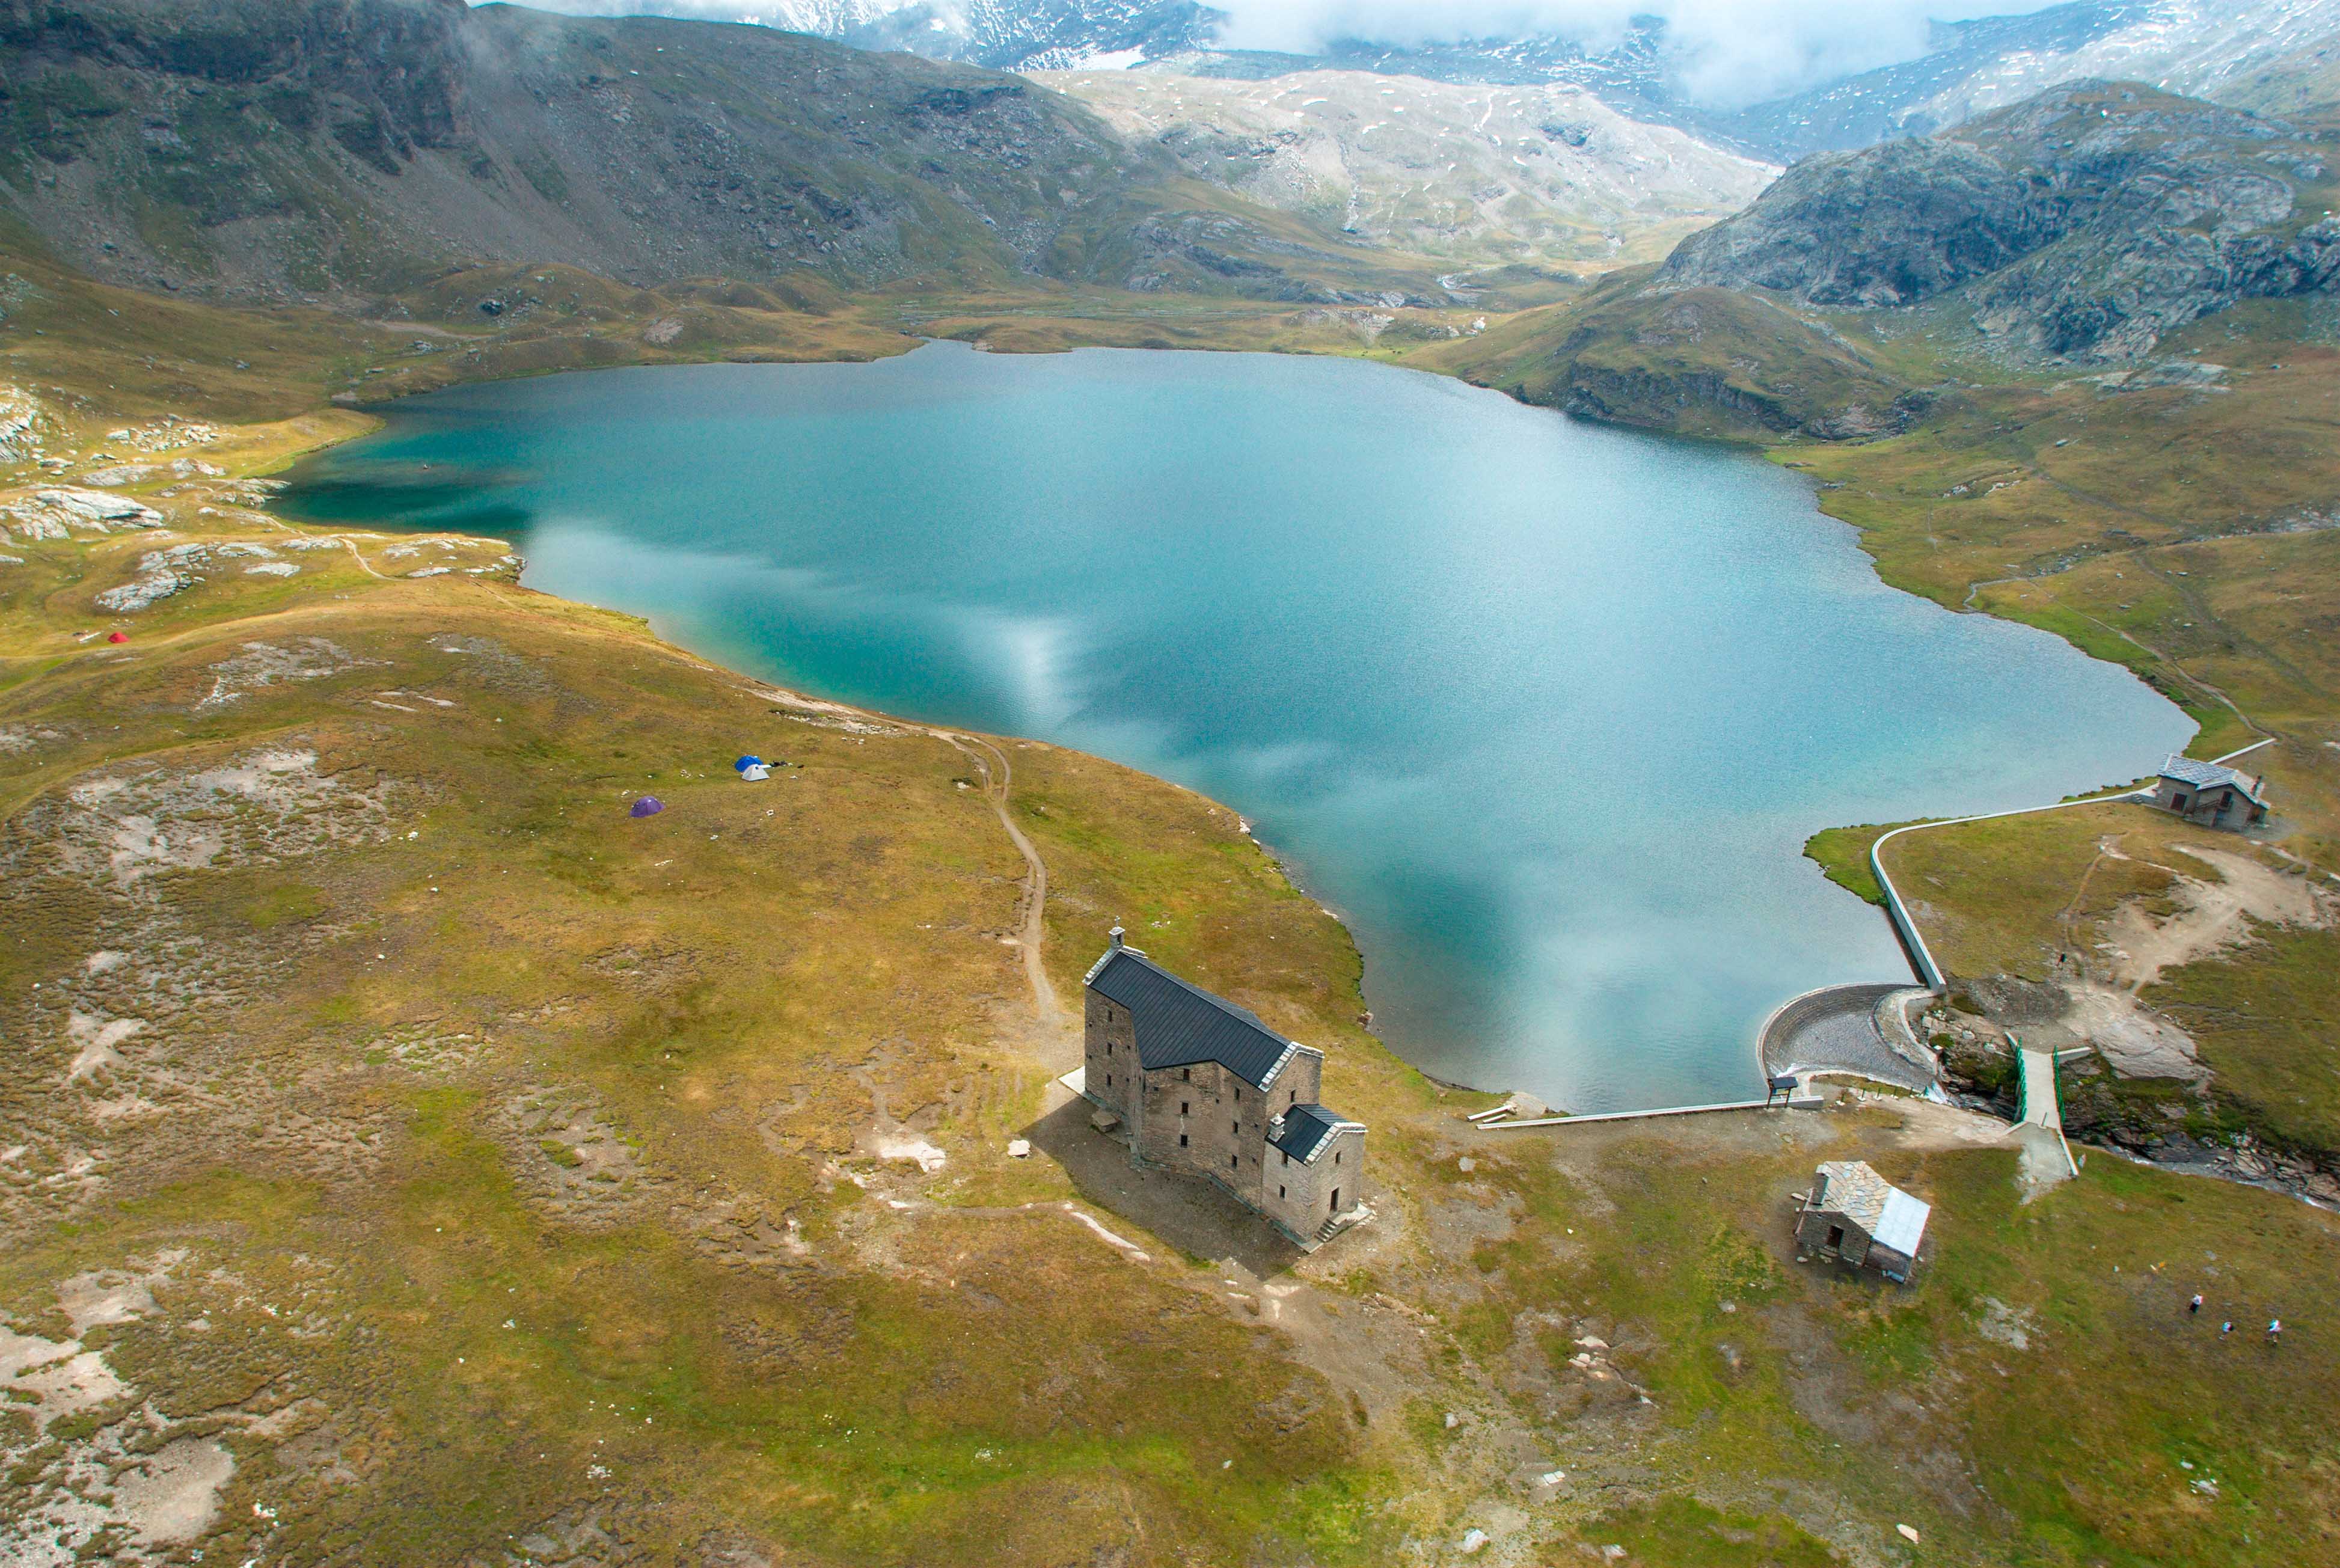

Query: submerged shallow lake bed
[281,343,2191,1110]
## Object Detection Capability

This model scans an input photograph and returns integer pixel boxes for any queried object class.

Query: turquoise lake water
[280,343,2192,1110]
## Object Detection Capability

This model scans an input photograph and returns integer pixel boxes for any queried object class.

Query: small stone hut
[1077,929,1366,1249]
[2151,755,2267,828]
[1795,1161,1929,1282]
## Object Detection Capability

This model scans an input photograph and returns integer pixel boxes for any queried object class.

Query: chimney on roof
[1109,925,1124,950]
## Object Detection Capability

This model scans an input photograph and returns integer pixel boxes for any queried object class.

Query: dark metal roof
[1270,1103,1341,1162]
[1086,947,1296,1090]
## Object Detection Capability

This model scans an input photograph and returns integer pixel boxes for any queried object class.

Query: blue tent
[734,755,764,773]
[629,795,664,818]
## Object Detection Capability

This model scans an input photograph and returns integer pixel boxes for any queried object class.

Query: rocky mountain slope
[2217,27,2340,117]
[1038,68,1775,269]
[1426,80,2340,439]
[1662,82,2340,362]
[1418,266,1929,443]
[749,0,2340,161]
[0,0,1416,308]
[1727,0,2340,158]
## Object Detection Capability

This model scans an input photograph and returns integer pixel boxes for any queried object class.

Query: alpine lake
[280,342,2192,1112]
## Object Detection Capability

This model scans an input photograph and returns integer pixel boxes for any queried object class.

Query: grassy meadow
[2,222,2339,1563]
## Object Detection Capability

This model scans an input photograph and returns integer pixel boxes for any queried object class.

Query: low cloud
[1214,0,2065,107]
[485,0,2064,109]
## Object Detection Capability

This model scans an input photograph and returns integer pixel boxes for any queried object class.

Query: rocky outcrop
[1659,81,2340,361]
[1553,361,1928,441]
[1456,280,1928,444]
[4,487,164,540]
[1660,136,2066,309]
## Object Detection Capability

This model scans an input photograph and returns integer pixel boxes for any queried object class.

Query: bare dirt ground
[2004,838,2332,1089]
[2097,842,2330,990]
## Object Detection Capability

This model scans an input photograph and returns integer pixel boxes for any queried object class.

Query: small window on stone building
[1288,1089,1296,1104]
[1334,1151,1341,1165]
[1278,1184,1286,1199]
[1104,1074,1112,1086]
[1281,1151,1289,1167]
[1330,1187,1340,1211]
[1179,1133,1189,1148]
[1232,1119,1240,1135]
[1181,1068,1190,1082]
[1181,1101,1189,1116]
[1229,1153,1238,1170]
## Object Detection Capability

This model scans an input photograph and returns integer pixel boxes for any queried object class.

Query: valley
[1037,68,1773,269]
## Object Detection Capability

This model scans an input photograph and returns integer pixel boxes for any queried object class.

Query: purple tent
[629,795,664,818]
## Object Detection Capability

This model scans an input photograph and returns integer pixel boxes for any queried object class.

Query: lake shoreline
[274,341,2190,1118]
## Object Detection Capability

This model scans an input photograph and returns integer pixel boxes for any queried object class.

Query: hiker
[2189,1294,2203,1315]
[2221,1321,2233,1337]
[2268,1318,2282,1346]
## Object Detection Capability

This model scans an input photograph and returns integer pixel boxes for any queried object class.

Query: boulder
[8,487,165,536]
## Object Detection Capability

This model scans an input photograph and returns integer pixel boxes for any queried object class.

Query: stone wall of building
[2153,776,2261,826]
[1083,989,1137,1119]
[1794,1206,1872,1266]
[1126,1046,1334,1217]
[1138,1058,1242,1186]
[1266,1050,1322,1118]
[1264,1122,1364,1240]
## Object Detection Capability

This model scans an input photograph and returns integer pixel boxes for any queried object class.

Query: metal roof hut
[1795,1161,1929,1282]
[2152,755,2268,828]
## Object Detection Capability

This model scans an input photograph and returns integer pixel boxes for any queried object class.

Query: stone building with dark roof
[2151,754,2268,828]
[1079,929,1366,1248]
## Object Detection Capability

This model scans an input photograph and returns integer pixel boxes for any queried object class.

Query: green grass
[6,219,2340,1566]
[0,448,1432,1560]
[1872,804,2217,982]
[1802,821,1911,905]
[1465,1118,2340,1567]
[2150,922,2340,1162]
[1579,1497,1846,1566]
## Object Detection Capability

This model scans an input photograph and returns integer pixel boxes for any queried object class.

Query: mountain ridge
[0,0,1424,309]
[1662,81,2340,361]
[718,0,2340,161]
